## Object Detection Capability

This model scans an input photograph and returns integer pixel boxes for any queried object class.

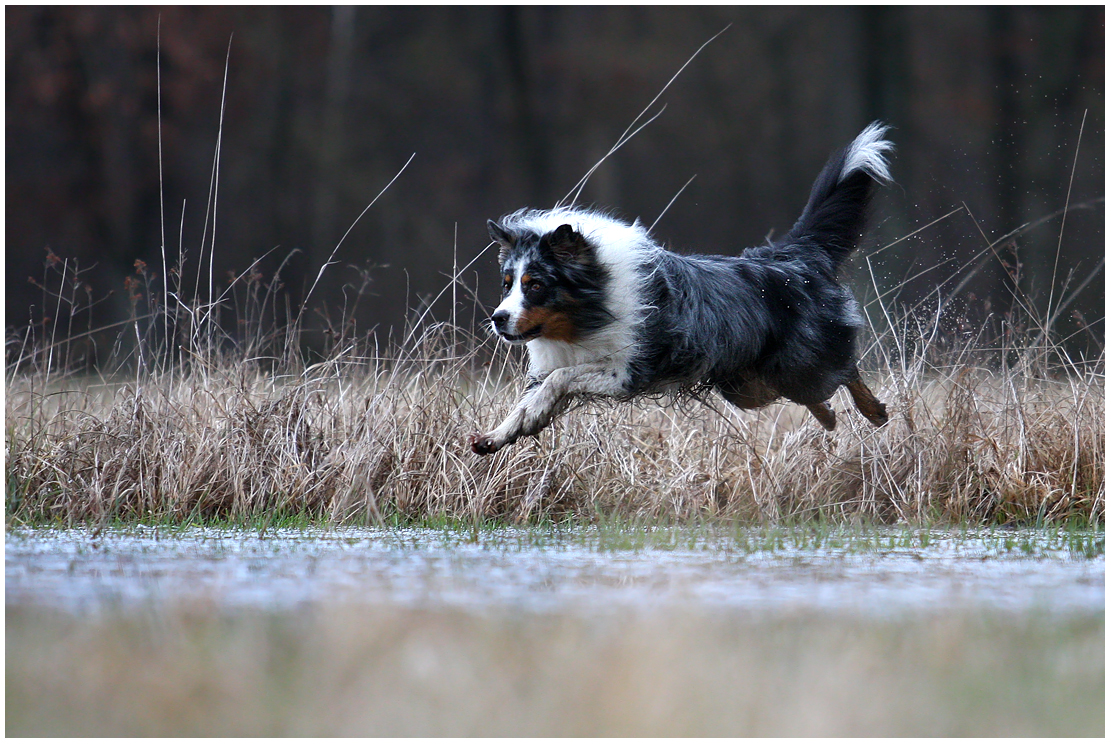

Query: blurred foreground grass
[7,602,1103,736]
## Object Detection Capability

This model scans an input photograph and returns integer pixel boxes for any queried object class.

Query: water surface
[6,526,1103,617]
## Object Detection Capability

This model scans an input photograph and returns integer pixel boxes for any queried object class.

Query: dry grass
[5,305,1104,526]
[6,601,1103,736]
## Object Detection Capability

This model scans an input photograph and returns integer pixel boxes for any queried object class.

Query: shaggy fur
[471,122,893,455]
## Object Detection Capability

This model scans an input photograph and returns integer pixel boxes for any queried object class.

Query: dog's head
[485,219,610,345]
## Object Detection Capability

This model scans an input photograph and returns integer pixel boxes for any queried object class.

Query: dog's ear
[545,224,591,264]
[488,219,514,263]
[487,219,513,247]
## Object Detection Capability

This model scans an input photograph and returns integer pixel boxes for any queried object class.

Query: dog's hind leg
[846,376,888,426]
[806,401,837,431]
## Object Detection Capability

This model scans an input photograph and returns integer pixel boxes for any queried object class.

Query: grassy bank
[5,312,1104,527]
[6,601,1103,736]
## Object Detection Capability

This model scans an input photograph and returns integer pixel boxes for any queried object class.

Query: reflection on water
[5,527,1104,616]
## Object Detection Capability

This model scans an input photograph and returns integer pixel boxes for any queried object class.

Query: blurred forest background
[6,6,1104,365]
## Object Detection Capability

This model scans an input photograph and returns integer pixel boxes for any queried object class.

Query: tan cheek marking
[515,305,549,336]
[540,313,578,342]
[518,306,578,342]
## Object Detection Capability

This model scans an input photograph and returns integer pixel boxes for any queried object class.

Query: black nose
[490,309,510,331]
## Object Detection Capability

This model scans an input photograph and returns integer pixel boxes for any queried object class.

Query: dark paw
[469,433,499,456]
[806,402,837,431]
[864,402,889,427]
[846,379,889,427]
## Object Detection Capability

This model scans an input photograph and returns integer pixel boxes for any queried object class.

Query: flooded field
[6,526,1105,736]
[5,526,1105,616]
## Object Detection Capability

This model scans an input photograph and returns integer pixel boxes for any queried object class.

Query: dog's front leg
[469,363,623,455]
[468,384,551,456]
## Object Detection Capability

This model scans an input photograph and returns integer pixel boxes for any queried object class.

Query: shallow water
[6,527,1103,617]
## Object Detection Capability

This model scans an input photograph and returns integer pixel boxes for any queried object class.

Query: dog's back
[628,124,893,408]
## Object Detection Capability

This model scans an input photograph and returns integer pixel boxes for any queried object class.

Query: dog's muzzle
[490,310,539,343]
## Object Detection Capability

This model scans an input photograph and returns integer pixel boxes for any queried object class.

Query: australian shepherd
[470,122,893,455]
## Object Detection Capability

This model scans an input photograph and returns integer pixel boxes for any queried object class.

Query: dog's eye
[525,280,544,297]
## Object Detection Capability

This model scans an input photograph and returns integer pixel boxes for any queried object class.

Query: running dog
[471,122,892,455]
